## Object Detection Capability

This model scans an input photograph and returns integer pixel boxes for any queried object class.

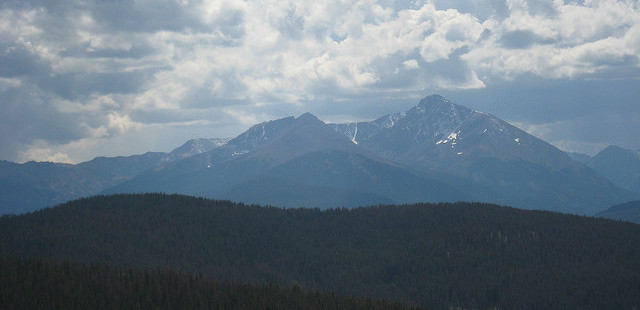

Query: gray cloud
[272,8,304,40]
[0,87,85,160]
[522,0,559,17]
[60,44,156,60]
[87,1,205,33]
[431,0,510,21]
[499,30,554,49]
[33,68,164,101]
[0,41,51,77]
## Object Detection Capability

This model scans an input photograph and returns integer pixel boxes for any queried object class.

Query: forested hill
[2,194,640,309]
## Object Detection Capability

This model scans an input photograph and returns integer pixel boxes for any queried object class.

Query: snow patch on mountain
[351,123,359,144]
[383,112,405,128]
[437,131,461,147]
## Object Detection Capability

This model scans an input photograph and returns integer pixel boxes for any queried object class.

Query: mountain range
[1,95,638,215]
[104,112,467,208]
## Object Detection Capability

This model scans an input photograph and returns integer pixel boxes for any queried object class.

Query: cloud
[18,141,74,163]
[498,30,553,48]
[403,59,420,69]
[0,0,639,163]
[465,0,640,79]
[0,41,51,77]
[0,77,22,91]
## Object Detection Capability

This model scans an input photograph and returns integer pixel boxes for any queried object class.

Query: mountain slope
[588,145,640,194]
[332,95,635,214]
[224,149,468,208]
[168,138,230,160]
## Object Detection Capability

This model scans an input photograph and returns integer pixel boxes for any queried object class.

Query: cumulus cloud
[403,59,420,69]
[465,0,640,79]
[0,0,639,162]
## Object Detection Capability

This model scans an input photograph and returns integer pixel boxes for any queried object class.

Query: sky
[1,0,639,163]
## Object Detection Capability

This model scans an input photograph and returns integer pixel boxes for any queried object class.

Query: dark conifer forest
[0,257,411,310]
[1,193,640,309]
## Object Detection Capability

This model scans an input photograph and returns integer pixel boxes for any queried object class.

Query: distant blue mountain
[596,200,640,224]
[587,145,640,194]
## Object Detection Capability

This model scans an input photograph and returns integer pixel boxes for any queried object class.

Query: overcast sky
[1,0,639,163]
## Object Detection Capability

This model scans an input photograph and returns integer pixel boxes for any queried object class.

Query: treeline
[0,256,412,310]
[2,193,640,309]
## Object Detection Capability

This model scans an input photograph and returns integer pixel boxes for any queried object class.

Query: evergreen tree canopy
[1,193,639,309]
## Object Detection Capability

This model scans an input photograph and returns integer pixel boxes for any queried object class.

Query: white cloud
[419,7,484,62]
[0,77,22,91]
[624,24,640,54]
[403,59,420,69]
[106,112,139,136]
[18,140,76,163]
[0,8,44,39]
[465,0,640,79]
[18,148,73,163]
